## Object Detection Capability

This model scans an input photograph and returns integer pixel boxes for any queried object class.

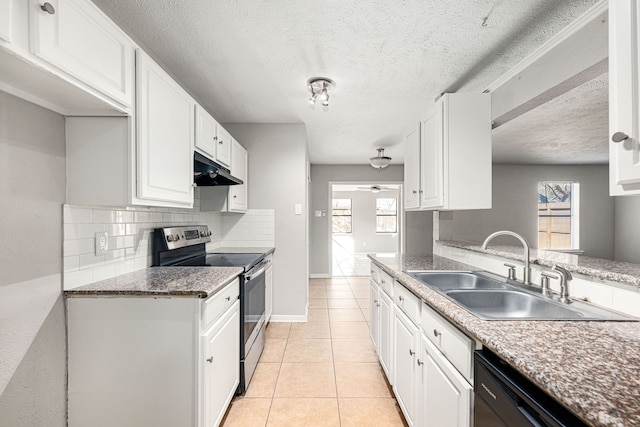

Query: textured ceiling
[92,0,600,165]
[492,72,608,164]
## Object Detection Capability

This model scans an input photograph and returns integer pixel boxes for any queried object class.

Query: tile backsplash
[63,192,275,289]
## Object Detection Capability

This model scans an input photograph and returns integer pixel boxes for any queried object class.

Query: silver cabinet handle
[433,329,441,337]
[373,299,378,304]
[417,359,424,366]
[41,2,55,14]
[398,295,404,302]
[225,296,231,301]
[612,132,629,143]
[376,303,380,307]
[206,357,213,363]
[412,190,417,194]
[409,349,415,356]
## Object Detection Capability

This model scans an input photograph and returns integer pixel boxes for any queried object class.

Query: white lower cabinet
[393,306,420,426]
[378,289,394,381]
[370,278,380,350]
[265,255,273,322]
[202,300,240,427]
[67,278,240,427]
[420,336,473,427]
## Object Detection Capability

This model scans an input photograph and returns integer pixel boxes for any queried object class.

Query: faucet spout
[482,230,532,285]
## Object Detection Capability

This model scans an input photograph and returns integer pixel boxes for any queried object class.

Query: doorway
[330,182,402,277]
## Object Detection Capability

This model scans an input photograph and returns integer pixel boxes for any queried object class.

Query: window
[332,198,352,233]
[537,182,580,250]
[376,198,397,233]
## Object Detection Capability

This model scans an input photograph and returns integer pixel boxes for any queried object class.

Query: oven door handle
[245,259,270,281]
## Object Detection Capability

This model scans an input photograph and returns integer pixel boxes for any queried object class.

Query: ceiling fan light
[308,94,317,105]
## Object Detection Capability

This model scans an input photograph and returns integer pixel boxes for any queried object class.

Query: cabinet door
[137,51,194,206]
[393,307,419,426]
[265,264,273,322]
[378,290,394,383]
[0,1,12,43]
[202,300,240,427]
[30,0,133,108]
[195,105,219,160]
[228,139,248,212]
[370,279,380,351]
[216,125,232,168]
[609,0,640,195]
[421,336,472,427]
[404,126,421,209]
[420,103,444,208]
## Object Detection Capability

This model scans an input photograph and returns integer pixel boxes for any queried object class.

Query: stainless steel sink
[407,271,508,291]
[405,270,637,321]
[445,289,586,320]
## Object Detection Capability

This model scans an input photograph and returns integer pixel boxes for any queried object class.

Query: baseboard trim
[269,314,308,322]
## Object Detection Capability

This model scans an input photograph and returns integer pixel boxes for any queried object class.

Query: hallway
[221,276,407,426]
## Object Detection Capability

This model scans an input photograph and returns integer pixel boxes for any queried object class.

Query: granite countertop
[64,266,243,298]
[438,240,640,289]
[369,253,640,427]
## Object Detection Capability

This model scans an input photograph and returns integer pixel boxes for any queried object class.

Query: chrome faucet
[552,265,573,304]
[482,231,531,285]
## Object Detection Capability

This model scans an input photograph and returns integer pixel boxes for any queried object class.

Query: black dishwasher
[474,349,588,427]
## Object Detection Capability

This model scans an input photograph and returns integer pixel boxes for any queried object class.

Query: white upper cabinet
[0,2,12,43]
[404,126,421,209]
[29,0,134,110]
[228,139,248,212]
[610,0,640,195]
[137,51,194,205]
[406,93,491,211]
[216,125,233,168]
[195,105,219,160]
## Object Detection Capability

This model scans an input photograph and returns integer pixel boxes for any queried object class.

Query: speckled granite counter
[64,266,243,298]
[438,240,640,289]
[369,253,640,427]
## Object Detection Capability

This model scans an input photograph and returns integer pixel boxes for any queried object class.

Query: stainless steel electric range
[152,225,268,395]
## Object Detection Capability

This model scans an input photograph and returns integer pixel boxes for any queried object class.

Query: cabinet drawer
[422,303,474,382]
[379,270,394,297]
[202,278,240,331]
[370,263,380,285]
[394,282,421,326]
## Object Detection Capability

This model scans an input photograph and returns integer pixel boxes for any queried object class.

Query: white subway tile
[64,206,92,224]
[115,260,137,276]
[93,209,115,224]
[134,212,150,223]
[150,212,164,222]
[115,210,134,223]
[64,255,80,272]
[79,253,106,269]
[92,264,116,282]
[106,223,126,237]
[77,223,106,239]
[64,269,94,289]
[64,238,94,256]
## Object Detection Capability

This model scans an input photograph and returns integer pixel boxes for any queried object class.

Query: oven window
[244,271,265,344]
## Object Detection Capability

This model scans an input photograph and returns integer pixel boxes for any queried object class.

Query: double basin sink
[405,271,636,321]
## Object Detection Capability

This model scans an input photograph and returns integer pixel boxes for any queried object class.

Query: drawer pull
[206,357,213,363]
[433,329,441,337]
[373,299,378,304]
[225,296,231,301]
[376,303,380,307]
[398,295,404,302]
[409,349,415,356]
[417,358,424,366]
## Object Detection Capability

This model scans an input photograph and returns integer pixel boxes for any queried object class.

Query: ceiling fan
[356,185,396,193]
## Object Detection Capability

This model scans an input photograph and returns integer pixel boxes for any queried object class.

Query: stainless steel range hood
[194,152,243,186]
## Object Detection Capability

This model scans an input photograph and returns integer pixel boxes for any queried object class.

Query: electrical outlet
[95,232,108,255]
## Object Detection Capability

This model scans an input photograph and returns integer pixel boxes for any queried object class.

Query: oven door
[243,260,268,353]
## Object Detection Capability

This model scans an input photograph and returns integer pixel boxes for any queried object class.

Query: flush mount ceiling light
[369,148,392,170]
[307,77,335,109]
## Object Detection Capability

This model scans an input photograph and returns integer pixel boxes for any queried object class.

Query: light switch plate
[294,203,302,215]
[95,232,108,255]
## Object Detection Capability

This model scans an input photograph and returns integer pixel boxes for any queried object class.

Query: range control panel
[156,225,211,250]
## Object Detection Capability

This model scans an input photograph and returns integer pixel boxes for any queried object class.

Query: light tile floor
[221,276,407,427]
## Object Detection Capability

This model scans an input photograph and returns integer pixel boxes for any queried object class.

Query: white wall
[438,164,614,259]
[225,123,309,321]
[331,189,400,253]
[0,92,66,425]
[614,195,640,264]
